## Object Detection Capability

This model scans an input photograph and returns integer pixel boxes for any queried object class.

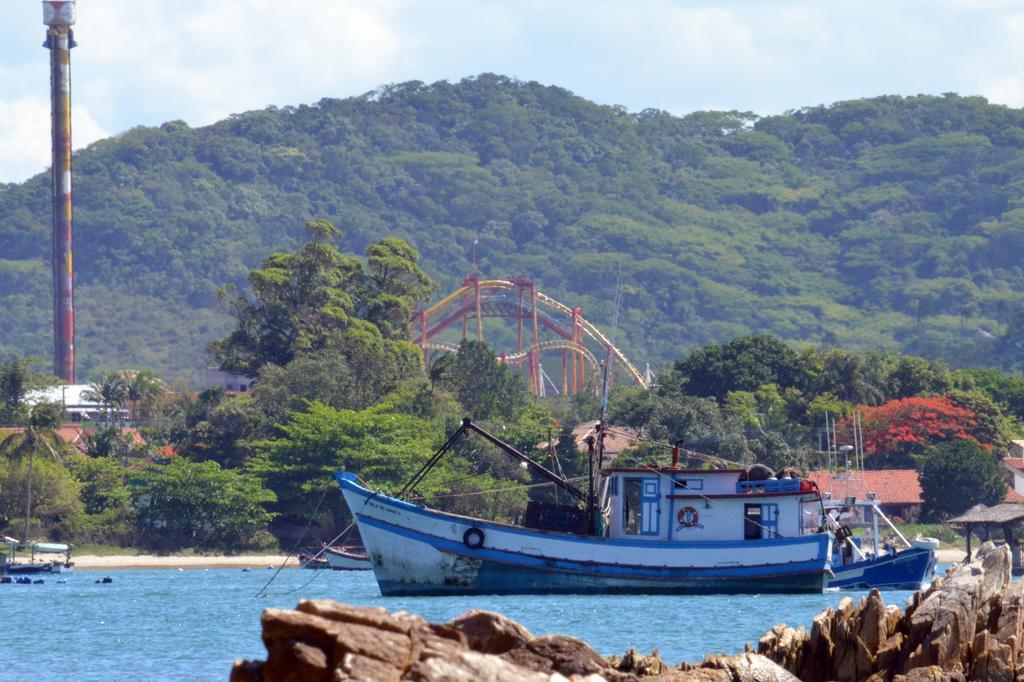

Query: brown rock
[229,659,262,682]
[613,647,668,676]
[406,649,560,681]
[859,589,888,654]
[503,635,609,676]
[446,609,534,654]
[263,640,330,682]
[892,665,966,681]
[333,653,402,682]
[298,599,424,635]
[685,653,798,682]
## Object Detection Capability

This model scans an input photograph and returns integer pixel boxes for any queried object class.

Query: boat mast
[592,264,622,535]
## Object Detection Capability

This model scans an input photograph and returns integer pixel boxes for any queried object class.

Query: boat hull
[323,547,371,571]
[829,545,937,590]
[336,473,831,596]
[2,561,71,575]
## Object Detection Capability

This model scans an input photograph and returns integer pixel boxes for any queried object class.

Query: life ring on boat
[677,506,700,528]
[463,527,485,549]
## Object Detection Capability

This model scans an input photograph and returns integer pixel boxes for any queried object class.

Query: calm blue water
[0,568,926,681]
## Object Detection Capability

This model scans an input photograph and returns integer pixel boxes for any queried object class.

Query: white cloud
[4,0,1024,183]
[0,96,107,184]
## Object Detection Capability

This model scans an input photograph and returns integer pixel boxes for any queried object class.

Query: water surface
[1,568,923,681]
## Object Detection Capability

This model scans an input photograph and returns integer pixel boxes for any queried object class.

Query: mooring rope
[254,487,330,598]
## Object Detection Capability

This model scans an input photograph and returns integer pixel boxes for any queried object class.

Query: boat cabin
[603,467,822,542]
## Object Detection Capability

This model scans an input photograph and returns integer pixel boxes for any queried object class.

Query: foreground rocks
[232,541,1019,681]
[758,541,1016,681]
[230,600,791,681]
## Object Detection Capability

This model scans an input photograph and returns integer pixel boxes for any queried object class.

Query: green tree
[0,401,80,540]
[210,220,433,380]
[82,372,130,424]
[443,340,531,420]
[919,440,1005,520]
[254,402,447,530]
[672,335,800,402]
[135,458,275,550]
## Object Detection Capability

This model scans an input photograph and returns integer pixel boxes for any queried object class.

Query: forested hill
[4,74,1024,383]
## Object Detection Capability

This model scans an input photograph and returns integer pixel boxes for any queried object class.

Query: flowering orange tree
[844,395,983,468]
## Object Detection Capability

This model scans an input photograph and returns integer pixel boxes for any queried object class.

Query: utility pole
[43,1,77,383]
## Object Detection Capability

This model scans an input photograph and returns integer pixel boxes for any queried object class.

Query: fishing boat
[814,412,938,590]
[322,545,371,571]
[822,496,938,590]
[336,418,833,596]
[297,549,330,570]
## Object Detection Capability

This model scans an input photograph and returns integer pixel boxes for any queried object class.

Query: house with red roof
[0,425,146,455]
[805,470,924,521]
[807,467,1024,522]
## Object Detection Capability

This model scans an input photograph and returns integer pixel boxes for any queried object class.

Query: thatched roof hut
[948,503,1024,571]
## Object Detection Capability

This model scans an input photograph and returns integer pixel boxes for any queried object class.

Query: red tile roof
[1005,488,1024,503]
[0,425,146,453]
[806,470,923,505]
[1003,458,1024,474]
[809,468,1024,506]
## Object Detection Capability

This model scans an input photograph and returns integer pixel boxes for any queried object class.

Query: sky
[2,0,1024,183]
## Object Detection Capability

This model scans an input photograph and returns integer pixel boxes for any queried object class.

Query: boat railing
[735,479,807,494]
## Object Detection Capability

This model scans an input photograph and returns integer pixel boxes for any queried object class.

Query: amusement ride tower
[43,0,77,382]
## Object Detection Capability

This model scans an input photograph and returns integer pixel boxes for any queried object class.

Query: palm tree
[82,372,129,425]
[121,369,166,423]
[0,401,66,542]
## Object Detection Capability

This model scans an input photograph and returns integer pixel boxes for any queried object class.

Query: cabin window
[623,478,643,535]
[674,478,703,491]
[744,504,762,540]
[609,477,618,496]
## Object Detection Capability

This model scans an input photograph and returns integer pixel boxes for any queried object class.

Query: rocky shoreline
[231,541,1018,681]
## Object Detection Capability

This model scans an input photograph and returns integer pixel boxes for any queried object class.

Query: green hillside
[3,74,1024,382]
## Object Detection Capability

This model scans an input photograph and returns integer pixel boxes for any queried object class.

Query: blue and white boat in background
[823,496,938,590]
[816,412,938,590]
[336,418,833,596]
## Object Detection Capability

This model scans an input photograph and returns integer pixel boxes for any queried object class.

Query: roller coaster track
[412,276,648,394]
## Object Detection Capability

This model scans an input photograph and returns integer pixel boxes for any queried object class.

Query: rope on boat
[254,487,330,598]
[407,476,588,502]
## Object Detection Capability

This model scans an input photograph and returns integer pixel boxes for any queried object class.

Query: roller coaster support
[411,277,649,395]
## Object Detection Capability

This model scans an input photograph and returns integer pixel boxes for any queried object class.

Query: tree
[82,372,130,424]
[0,357,57,426]
[0,401,79,540]
[672,335,800,402]
[254,402,448,531]
[122,369,166,423]
[135,458,275,550]
[920,440,1005,520]
[210,220,363,377]
[443,340,531,420]
[852,395,982,468]
[360,237,435,338]
[210,220,434,379]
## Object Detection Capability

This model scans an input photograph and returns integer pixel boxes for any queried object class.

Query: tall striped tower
[43,1,77,383]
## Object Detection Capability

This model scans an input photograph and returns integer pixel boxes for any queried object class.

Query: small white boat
[322,546,371,571]
[0,542,74,575]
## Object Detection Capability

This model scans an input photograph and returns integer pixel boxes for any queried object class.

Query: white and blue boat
[335,419,833,596]
[824,497,938,590]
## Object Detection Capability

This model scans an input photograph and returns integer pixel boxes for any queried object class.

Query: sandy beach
[935,548,966,563]
[70,554,300,570]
